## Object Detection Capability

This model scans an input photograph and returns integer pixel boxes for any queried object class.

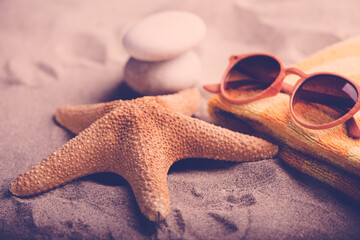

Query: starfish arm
[55,100,121,134]
[156,88,201,116]
[10,115,115,197]
[55,88,200,134]
[174,116,279,162]
[123,166,170,222]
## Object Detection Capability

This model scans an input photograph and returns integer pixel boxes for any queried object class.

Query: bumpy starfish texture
[10,88,278,221]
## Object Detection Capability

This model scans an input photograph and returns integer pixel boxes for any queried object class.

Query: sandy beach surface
[1,0,360,239]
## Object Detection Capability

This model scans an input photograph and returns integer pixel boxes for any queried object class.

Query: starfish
[9,88,278,221]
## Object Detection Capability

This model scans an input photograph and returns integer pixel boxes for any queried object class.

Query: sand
[0,0,360,239]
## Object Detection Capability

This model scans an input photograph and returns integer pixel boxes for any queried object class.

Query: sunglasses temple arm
[281,82,294,95]
[346,117,360,139]
[203,83,221,93]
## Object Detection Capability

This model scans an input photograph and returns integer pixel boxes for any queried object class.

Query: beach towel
[207,37,360,200]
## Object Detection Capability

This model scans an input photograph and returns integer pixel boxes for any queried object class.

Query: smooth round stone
[124,51,201,95]
[123,11,206,61]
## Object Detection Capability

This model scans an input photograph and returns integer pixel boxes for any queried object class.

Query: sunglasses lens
[224,55,281,100]
[292,74,358,126]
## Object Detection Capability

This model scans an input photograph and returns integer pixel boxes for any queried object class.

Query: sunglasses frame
[214,53,360,136]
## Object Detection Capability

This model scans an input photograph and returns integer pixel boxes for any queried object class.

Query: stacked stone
[123,11,206,95]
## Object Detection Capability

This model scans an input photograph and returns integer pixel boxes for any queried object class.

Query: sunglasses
[203,53,360,139]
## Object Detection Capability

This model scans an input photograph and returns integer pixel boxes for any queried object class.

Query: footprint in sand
[56,32,107,66]
[226,193,256,207]
[157,208,186,239]
[36,61,59,80]
[188,210,249,239]
[4,55,58,87]
[190,186,204,199]
[5,55,35,86]
[208,212,239,233]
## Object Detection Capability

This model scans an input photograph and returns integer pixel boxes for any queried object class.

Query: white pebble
[123,11,206,61]
[124,51,201,95]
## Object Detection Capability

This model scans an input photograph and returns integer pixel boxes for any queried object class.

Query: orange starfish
[9,88,278,221]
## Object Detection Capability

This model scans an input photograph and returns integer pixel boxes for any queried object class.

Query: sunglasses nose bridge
[285,67,306,77]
